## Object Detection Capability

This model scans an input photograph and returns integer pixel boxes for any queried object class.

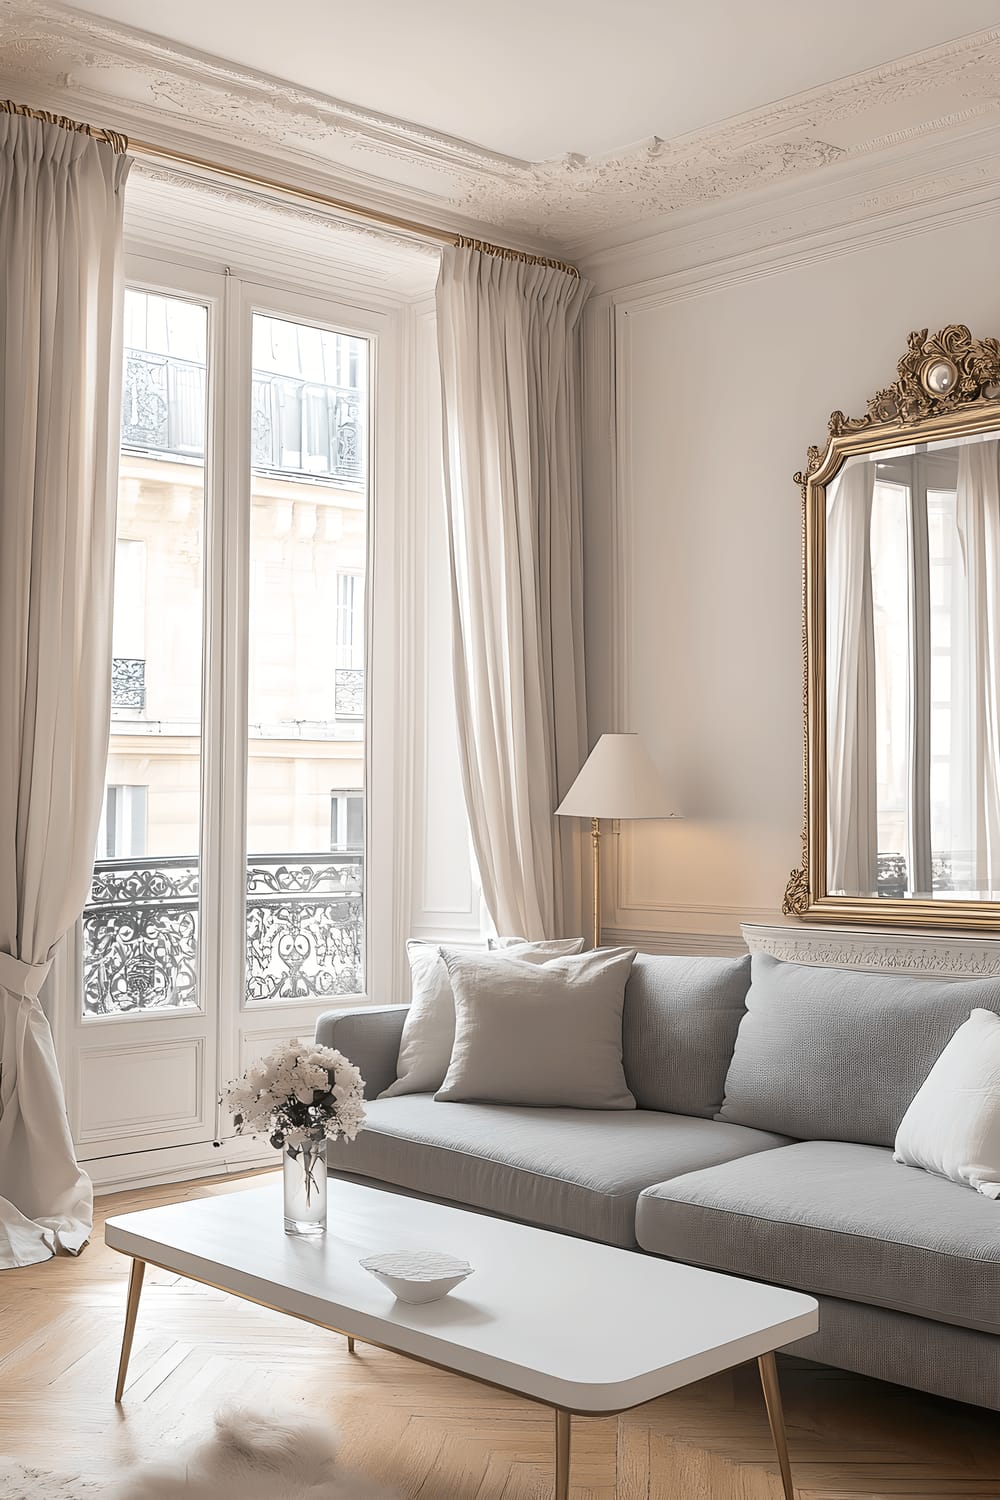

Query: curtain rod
[1,99,580,278]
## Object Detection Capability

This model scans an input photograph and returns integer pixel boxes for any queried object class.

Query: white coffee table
[105,1178,818,1498]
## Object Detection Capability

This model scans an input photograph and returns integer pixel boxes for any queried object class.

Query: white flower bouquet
[224,1038,367,1150]
[224,1039,366,1235]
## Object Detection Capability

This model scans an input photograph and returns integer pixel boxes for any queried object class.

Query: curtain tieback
[0,951,53,1000]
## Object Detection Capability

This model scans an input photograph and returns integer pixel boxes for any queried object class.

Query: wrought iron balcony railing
[121,346,365,485]
[111,657,146,711]
[83,852,364,1017]
[334,666,364,718]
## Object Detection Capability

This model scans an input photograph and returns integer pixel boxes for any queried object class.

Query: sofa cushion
[436,947,636,1109]
[717,952,1000,1145]
[635,1139,1000,1336]
[325,1096,789,1248]
[623,953,751,1118]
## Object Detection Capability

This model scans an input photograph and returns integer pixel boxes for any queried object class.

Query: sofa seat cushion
[326,1096,789,1248]
[635,1140,1000,1335]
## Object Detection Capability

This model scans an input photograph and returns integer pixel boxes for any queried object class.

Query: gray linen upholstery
[636,1140,1000,1335]
[780,1295,1000,1413]
[325,1096,789,1247]
[436,947,636,1109]
[314,1006,409,1100]
[623,953,750,1118]
[718,952,1000,1144]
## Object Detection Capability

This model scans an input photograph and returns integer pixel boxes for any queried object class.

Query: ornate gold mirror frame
[783,325,1000,928]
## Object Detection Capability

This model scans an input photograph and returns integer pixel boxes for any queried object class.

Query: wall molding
[3,4,1000,251]
[604,926,748,957]
[580,122,1000,297]
[743,922,1000,977]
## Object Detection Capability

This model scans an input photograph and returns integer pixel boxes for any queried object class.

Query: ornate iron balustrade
[251,373,364,482]
[83,852,364,1017]
[122,347,365,485]
[334,667,364,718]
[122,348,206,456]
[245,853,364,1003]
[111,657,146,711]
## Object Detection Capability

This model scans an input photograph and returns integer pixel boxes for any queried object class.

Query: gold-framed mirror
[784,325,1000,929]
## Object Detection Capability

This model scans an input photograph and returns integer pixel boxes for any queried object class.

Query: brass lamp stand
[556,734,679,949]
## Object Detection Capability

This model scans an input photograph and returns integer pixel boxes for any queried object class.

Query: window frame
[53,257,405,1162]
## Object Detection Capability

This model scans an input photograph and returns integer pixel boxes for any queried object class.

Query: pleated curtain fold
[954,440,1000,891]
[435,247,590,940]
[825,457,878,896]
[0,113,130,1268]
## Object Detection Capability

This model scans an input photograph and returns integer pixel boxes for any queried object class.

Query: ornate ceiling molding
[3,2,1000,248]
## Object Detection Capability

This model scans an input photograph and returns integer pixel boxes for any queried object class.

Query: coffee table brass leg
[347,1335,356,1354]
[554,1408,571,1499]
[758,1351,795,1499]
[115,1258,146,1402]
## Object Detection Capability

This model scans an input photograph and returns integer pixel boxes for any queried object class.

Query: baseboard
[89,1135,276,1195]
[603,926,749,956]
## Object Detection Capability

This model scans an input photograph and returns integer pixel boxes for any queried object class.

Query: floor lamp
[556,733,680,949]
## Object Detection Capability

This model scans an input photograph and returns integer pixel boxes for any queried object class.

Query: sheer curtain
[954,440,1000,892]
[826,457,878,894]
[436,247,589,939]
[0,112,130,1267]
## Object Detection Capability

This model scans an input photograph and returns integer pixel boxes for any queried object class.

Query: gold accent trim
[591,816,602,949]
[786,326,1000,929]
[758,1352,796,1500]
[1,99,127,154]
[554,1409,571,1500]
[114,1257,146,1402]
[0,98,579,276]
[454,235,579,278]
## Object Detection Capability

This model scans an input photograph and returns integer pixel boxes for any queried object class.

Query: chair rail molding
[742,922,1000,978]
[3,3,1000,253]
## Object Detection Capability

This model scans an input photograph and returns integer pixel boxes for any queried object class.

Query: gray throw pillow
[622,953,751,1118]
[718,952,1000,1146]
[435,947,637,1109]
[379,937,584,1098]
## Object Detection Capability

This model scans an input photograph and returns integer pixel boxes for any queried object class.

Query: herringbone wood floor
[2,1171,999,1498]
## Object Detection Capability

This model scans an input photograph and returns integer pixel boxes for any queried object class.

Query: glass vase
[282,1134,327,1236]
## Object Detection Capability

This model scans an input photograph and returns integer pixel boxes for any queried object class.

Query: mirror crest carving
[784,326,1000,928]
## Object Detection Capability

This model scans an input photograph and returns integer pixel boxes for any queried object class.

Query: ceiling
[3,1,1000,255]
[49,0,1000,161]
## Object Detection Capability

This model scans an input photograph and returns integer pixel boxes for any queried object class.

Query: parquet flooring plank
[2,1170,1000,1499]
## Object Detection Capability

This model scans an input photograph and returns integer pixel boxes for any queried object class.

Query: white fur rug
[2,1411,401,1500]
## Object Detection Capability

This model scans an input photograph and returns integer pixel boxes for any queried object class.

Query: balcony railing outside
[83,852,364,1017]
[111,657,146,711]
[335,667,364,719]
[121,347,365,485]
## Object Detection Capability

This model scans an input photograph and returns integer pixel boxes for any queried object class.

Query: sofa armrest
[314,1005,409,1100]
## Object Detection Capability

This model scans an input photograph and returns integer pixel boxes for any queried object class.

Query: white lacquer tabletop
[105,1178,818,1412]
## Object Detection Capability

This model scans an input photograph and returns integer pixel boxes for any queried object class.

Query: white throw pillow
[435,947,637,1109]
[893,1008,1000,1197]
[379,937,584,1098]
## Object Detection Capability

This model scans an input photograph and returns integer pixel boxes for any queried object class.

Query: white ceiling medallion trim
[2,4,1000,248]
[743,923,1000,978]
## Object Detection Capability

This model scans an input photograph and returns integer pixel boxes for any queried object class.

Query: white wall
[582,190,1000,953]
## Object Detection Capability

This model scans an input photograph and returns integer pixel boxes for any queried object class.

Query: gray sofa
[317,950,1000,1411]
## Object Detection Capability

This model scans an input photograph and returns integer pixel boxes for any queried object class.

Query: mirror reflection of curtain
[826,459,878,894]
[953,441,1000,892]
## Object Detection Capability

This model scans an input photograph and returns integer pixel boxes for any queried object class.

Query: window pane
[245,313,367,1003]
[83,290,207,1018]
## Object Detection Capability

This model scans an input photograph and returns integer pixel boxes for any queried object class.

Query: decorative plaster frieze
[3,1,1000,249]
[742,923,1000,978]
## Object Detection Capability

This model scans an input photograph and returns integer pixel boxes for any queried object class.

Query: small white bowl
[360,1250,474,1304]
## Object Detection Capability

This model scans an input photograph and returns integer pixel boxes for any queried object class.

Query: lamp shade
[555,733,679,820]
